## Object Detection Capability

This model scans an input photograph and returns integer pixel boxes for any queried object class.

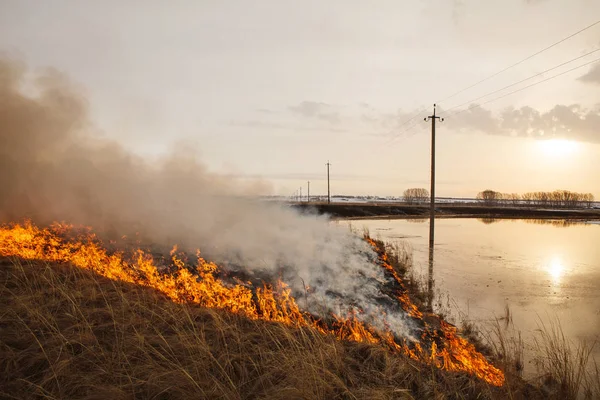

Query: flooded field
[344,218,600,374]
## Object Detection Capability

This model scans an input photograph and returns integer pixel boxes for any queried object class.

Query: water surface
[344,218,600,373]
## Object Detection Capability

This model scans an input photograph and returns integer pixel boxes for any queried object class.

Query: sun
[537,139,580,157]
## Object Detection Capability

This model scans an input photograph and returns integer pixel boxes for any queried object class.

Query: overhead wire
[379,18,600,145]
[445,56,600,117]
[380,106,429,145]
[441,47,600,116]
[435,19,600,105]
[382,122,422,146]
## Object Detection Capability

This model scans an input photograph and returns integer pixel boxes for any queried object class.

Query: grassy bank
[2,257,511,400]
[1,230,598,399]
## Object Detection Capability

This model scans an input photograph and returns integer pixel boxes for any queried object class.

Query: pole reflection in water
[427,216,435,311]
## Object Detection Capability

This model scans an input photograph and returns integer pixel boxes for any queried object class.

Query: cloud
[228,120,288,130]
[289,101,341,123]
[448,104,600,143]
[228,119,347,133]
[255,108,276,114]
[248,102,429,140]
[359,108,431,139]
[578,61,600,85]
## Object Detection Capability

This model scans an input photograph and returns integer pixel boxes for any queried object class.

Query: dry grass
[532,318,599,400]
[1,256,516,400]
[2,255,596,399]
[476,310,600,400]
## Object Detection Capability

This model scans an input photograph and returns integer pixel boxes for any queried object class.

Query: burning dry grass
[1,256,527,400]
[2,221,587,399]
[0,222,506,386]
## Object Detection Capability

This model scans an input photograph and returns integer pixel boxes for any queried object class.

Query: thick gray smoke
[0,58,413,338]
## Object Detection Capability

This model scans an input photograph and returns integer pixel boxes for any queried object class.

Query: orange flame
[0,221,504,386]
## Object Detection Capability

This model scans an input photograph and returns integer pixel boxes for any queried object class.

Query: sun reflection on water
[547,257,564,284]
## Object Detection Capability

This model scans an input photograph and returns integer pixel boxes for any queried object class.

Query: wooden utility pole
[326,161,331,204]
[299,187,302,202]
[424,104,443,243]
[424,104,444,311]
[307,181,310,203]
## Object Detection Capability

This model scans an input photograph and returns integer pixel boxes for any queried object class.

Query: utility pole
[424,104,444,241]
[326,161,331,204]
[424,104,444,312]
[307,181,310,203]
[299,187,302,202]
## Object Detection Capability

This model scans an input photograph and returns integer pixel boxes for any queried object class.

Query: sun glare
[547,257,564,284]
[537,139,580,157]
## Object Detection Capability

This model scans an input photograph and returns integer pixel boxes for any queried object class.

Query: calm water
[344,218,600,373]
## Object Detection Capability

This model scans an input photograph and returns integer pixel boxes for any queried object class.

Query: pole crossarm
[424,103,444,123]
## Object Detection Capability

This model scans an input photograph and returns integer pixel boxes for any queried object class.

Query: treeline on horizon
[270,188,597,208]
[475,189,595,208]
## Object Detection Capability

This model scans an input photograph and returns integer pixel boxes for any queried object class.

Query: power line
[380,19,600,146]
[441,47,600,115]
[446,56,600,117]
[387,53,600,143]
[393,106,430,130]
[436,19,600,105]
[382,19,600,145]
[378,105,429,142]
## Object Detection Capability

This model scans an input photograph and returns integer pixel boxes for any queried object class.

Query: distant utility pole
[299,187,302,202]
[326,161,331,204]
[307,181,310,203]
[424,104,444,239]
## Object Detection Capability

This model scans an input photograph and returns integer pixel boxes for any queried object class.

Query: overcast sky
[1,0,599,198]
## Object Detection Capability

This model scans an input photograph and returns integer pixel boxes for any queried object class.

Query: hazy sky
[1,0,599,198]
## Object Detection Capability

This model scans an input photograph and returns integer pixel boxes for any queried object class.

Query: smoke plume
[0,57,413,337]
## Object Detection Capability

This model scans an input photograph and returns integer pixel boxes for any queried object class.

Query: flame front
[0,221,504,386]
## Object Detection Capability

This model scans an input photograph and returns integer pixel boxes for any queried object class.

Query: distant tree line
[476,189,595,208]
[403,188,429,204]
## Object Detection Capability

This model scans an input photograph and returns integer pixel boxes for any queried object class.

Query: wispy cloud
[289,101,341,123]
[228,119,347,133]
[228,120,287,129]
[255,108,277,114]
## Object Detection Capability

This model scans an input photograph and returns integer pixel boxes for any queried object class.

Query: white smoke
[0,57,414,339]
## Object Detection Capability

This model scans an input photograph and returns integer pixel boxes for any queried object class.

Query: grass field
[1,223,598,399]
